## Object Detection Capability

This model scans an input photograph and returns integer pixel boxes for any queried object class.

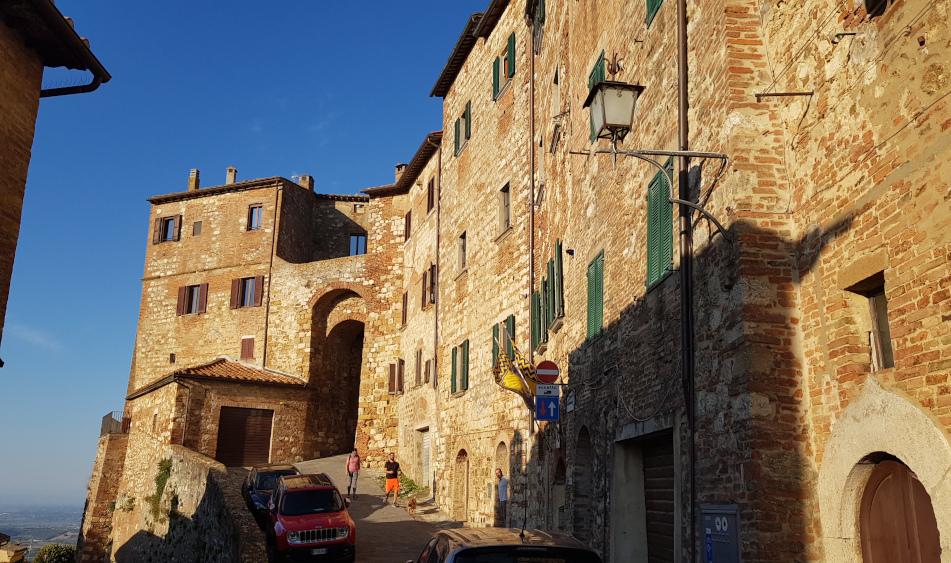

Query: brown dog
[407,497,417,514]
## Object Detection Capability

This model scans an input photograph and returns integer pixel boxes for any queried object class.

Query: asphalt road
[296,455,457,563]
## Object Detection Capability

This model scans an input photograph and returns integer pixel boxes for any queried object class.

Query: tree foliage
[32,543,76,563]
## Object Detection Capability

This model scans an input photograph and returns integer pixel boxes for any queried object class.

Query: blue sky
[0,0,485,506]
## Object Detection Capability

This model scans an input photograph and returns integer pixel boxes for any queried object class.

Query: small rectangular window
[425,358,432,384]
[427,178,436,213]
[354,203,365,214]
[169,353,176,364]
[186,285,201,314]
[192,221,202,236]
[248,204,263,231]
[499,183,512,233]
[350,233,367,256]
[402,292,408,326]
[153,215,182,244]
[177,283,208,316]
[241,337,255,360]
[493,33,516,99]
[405,210,412,241]
[458,232,467,273]
[240,278,255,307]
[415,349,423,386]
[389,359,404,395]
[846,272,895,371]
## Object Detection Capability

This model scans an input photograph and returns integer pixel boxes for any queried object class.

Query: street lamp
[582,81,644,143]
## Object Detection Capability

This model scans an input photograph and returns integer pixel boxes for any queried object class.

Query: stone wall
[0,21,43,347]
[77,433,128,563]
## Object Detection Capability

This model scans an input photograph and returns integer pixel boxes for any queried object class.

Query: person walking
[384,452,402,505]
[345,448,361,499]
[496,468,508,526]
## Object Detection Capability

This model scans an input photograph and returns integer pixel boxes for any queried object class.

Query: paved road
[296,455,458,563]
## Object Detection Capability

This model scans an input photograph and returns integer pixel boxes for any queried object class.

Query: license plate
[311,548,328,555]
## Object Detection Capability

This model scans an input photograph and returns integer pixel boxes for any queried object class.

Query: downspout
[676,0,697,559]
[426,135,442,506]
[527,8,537,374]
[262,180,283,368]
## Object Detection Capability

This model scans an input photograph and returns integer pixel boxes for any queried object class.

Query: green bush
[32,543,76,563]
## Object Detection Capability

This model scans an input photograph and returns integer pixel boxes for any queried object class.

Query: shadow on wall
[277,190,368,264]
[517,213,853,560]
[113,469,261,563]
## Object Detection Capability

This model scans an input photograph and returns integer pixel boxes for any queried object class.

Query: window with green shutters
[493,33,516,100]
[554,240,565,318]
[587,251,605,339]
[454,101,472,155]
[461,340,470,390]
[646,0,663,26]
[532,291,542,350]
[493,324,500,365]
[506,315,515,358]
[588,52,606,141]
[451,346,458,394]
[647,158,674,288]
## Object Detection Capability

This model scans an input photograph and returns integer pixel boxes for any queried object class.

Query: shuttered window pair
[647,159,674,288]
[388,359,405,395]
[587,251,605,339]
[229,276,264,309]
[241,337,255,360]
[588,52,606,142]
[533,241,565,349]
[492,33,517,99]
[247,204,263,231]
[451,340,469,394]
[152,215,182,244]
[176,283,208,316]
[421,263,437,308]
[454,101,472,155]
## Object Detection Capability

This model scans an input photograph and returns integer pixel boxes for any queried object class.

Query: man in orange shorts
[384,452,402,505]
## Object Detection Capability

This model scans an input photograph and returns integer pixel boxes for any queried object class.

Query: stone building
[0,0,109,363]
[80,0,951,561]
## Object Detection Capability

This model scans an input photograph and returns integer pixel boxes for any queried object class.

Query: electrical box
[701,504,740,563]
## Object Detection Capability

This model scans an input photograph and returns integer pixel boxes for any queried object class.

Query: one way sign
[536,396,560,421]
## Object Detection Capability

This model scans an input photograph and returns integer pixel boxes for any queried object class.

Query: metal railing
[100,411,131,436]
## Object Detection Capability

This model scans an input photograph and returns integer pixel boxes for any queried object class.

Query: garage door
[215,407,273,467]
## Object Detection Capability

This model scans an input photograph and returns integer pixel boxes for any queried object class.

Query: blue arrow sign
[536,397,559,421]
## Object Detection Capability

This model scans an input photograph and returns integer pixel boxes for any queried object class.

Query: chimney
[226,167,237,185]
[188,169,200,191]
[298,174,314,191]
[395,163,408,182]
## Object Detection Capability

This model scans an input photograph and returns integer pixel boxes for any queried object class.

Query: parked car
[406,529,602,563]
[267,473,356,563]
[243,463,301,523]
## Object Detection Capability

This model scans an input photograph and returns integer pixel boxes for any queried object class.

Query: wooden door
[643,435,675,563]
[215,407,273,467]
[860,460,941,563]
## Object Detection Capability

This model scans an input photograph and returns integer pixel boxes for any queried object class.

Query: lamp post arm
[594,147,732,244]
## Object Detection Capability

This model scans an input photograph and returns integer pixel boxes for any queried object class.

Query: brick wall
[0,22,43,347]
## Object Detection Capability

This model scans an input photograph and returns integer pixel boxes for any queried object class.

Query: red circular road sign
[536,360,560,384]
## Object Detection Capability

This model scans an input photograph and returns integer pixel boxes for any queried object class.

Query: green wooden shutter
[493,57,500,98]
[555,240,564,317]
[451,346,458,393]
[647,174,661,286]
[646,0,663,26]
[595,253,604,337]
[465,101,472,140]
[587,260,596,338]
[547,258,556,328]
[507,33,516,78]
[461,340,470,390]
[661,158,674,279]
[531,291,541,350]
[587,252,604,339]
[647,158,673,287]
[537,0,545,22]
[506,315,515,358]
[455,118,461,154]
[493,324,500,366]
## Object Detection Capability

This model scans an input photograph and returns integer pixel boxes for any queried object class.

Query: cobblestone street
[295,455,458,563]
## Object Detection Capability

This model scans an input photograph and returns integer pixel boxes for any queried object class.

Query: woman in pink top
[345,448,361,498]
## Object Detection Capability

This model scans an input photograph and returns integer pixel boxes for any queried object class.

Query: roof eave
[394,131,443,191]
[429,13,484,98]
[472,0,511,38]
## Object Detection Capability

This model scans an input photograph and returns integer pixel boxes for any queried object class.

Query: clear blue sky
[0,0,486,506]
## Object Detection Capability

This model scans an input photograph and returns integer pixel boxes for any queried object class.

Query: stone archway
[303,288,367,459]
[818,377,951,562]
[454,449,470,522]
[495,441,509,526]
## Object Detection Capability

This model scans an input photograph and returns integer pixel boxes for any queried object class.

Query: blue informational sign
[536,397,559,421]
[706,529,713,563]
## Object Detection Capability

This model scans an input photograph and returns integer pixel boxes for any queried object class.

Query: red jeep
[267,473,356,562]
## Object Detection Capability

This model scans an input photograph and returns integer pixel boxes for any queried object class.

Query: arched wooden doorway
[495,442,509,527]
[860,458,941,563]
[454,449,469,522]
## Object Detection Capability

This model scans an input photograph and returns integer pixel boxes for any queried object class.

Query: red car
[267,473,356,563]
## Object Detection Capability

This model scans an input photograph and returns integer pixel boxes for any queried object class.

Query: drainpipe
[527,16,536,371]
[426,135,442,507]
[262,180,283,368]
[676,0,697,558]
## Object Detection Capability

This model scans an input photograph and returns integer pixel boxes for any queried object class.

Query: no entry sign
[536,360,560,384]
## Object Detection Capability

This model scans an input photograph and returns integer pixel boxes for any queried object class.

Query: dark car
[267,473,356,563]
[243,463,301,522]
[406,529,602,563]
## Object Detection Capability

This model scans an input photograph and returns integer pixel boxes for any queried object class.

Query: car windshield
[281,489,344,516]
[256,470,297,491]
[453,547,602,563]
